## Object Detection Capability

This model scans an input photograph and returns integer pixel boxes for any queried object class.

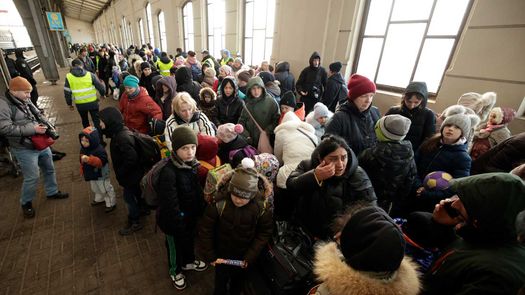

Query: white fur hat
[457,92,497,122]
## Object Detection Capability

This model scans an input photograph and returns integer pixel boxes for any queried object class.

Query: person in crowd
[216,123,254,168]
[286,135,376,240]
[175,47,187,58]
[77,47,96,73]
[96,48,110,95]
[321,61,348,112]
[238,76,280,147]
[154,75,177,121]
[201,66,219,93]
[259,61,270,73]
[471,132,525,174]
[119,75,162,134]
[296,51,328,114]
[139,62,160,98]
[199,87,219,127]
[231,57,244,73]
[65,59,106,141]
[358,115,417,217]
[14,49,39,106]
[118,54,128,72]
[219,49,232,66]
[155,52,174,77]
[386,81,435,152]
[278,91,305,123]
[471,107,516,160]
[235,70,252,98]
[185,51,202,82]
[405,173,525,294]
[156,126,208,290]
[309,205,420,295]
[219,65,234,86]
[175,67,202,102]
[165,92,216,151]
[201,49,221,75]
[196,133,221,187]
[5,53,19,78]
[216,77,244,125]
[325,74,380,156]
[105,50,118,97]
[197,158,273,295]
[274,61,295,94]
[79,126,116,212]
[306,102,333,142]
[258,71,281,103]
[0,77,69,218]
[414,113,479,212]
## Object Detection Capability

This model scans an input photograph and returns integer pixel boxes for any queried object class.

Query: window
[128,22,134,45]
[206,0,225,59]
[244,0,275,66]
[145,2,155,46]
[158,11,167,51]
[138,18,145,45]
[122,17,129,47]
[354,0,471,94]
[182,1,194,51]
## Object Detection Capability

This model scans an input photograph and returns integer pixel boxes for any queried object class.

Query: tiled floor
[0,68,214,294]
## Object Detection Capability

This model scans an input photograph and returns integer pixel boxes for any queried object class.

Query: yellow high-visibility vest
[156,59,174,76]
[66,72,97,104]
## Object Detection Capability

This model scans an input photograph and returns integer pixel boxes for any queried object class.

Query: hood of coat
[265,82,281,97]
[275,61,290,73]
[99,107,124,138]
[309,51,321,69]
[175,66,193,85]
[78,127,101,150]
[160,56,172,64]
[313,242,420,295]
[404,81,429,109]
[452,173,525,243]
[275,111,316,135]
[199,87,217,108]
[219,76,239,100]
[246,76,267,100]
[155,76,177,101]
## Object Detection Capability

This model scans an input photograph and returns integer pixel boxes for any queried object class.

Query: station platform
[0,67,214,294]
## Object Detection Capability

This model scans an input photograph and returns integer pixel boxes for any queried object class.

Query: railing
[27,55,40,72]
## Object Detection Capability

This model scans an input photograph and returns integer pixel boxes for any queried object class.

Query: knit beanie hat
[329,61,342,73]
[313,102,330,120]
[441,113,480,139]
[347,74,376,101]
[170,126,198,152]
[196,134,218,162]
[490,107,516,125]
[9,76,33,91]
[457,92,497,122]
[123,75,140,88]
[217,123,244,143]
[258,71,275,85]
[228,158,260,199]
[279,91,296,109]
[140,61,151,70]
[340,206,405,272]
[375,114,412,142]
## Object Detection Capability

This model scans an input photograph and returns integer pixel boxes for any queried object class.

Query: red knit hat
[347,74,376,101]
[9,76,33,92]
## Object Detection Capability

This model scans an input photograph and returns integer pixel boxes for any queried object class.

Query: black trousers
[214,264,247,295]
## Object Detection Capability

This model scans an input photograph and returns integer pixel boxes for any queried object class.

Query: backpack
[131,131,161,170]
[190,63,202,82]
[203,163,233,203]
[140,158,170,207]
[228,145,258,164]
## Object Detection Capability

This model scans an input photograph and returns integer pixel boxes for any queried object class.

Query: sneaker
[22,202,35,218]
[47,191,69,199]
[105,205,116,213]
[90,200,105,206]
[181,260,208,272]
[118,222,143,236]
[170,273,186,290]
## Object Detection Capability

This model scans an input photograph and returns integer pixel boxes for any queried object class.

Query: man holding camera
[296,51,327,114]
[0,77,69,218]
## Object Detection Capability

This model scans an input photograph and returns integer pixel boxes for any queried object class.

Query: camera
[44,123,60,140]
[443,201,460,218]
[311,86,320,99]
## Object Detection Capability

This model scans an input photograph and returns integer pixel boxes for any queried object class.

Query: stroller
[0,136,21,177]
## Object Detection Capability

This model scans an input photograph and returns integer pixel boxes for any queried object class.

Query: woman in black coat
[286,135,376,240]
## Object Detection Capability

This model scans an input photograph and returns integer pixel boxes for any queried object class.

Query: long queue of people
[1,42,525,294]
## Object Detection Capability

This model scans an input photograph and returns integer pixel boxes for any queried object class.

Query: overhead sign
[46,12,64,31]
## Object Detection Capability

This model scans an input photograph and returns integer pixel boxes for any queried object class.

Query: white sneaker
[170,273,186,290]
[181,260,208,272]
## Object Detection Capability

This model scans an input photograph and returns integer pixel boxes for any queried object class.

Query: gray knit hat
[228,158,259,199]
[376,114,412,141]
[441,113,480,139]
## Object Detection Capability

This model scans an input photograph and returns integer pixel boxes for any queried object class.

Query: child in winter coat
[199,87,219,127]
[196,133,221,187]
[306,102,333,142]
[79,126,116,212]
[216,123,258,168]
[156,126,208,290]
[197,158,273,295]
[358,115,418,217]
[201,66,219,92]
[471,107,516,160]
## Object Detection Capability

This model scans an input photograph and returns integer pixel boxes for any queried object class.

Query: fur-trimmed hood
[312,242,420,295]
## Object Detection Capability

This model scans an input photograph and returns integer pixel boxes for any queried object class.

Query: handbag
[31,134,55,150]
[242,104,274,154]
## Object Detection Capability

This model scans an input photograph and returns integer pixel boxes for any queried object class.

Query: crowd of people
[2,42,525,294]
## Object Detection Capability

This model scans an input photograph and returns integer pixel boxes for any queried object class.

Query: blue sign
[46,12,64,31]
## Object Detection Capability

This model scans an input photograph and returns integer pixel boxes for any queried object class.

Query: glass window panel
[252,29,266,66]
[391,0,433,21]
[245,2,253,37]
[266,0,275,37]
[245,38,253,66]
[264,39,273,62]
[183,2,194,51]
[146,3,155,46]
[158,11,167,51]
[139,19,145,45]
[413,38,455,93]
[364,0,392,35]
[428,0,469,35]
[376,23,426,87]
[356,37,384,81]
[253,0,266,29]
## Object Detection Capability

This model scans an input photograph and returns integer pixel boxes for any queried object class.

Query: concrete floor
[0,67,215,294]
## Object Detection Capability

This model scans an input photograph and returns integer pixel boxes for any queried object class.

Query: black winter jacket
[175,67,202,102]
[296,52,327,101]
[321,73,348,112]
[325,101,380,156]
[79,128,108,181]
[286,150,376,240]
[216,77,244,124]
[471,132,525,174]
[274,62,295,94]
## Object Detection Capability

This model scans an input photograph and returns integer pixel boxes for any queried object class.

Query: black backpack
[131,131,161,170]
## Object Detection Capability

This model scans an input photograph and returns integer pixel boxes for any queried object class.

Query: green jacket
[238,76,280,146]
[424,173,525,295]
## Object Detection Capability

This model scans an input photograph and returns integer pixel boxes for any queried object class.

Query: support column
[13,0,60,83]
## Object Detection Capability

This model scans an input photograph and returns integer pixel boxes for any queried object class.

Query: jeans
[123,185,141,222]
[77,108,101,133]
[11,147,58,205]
